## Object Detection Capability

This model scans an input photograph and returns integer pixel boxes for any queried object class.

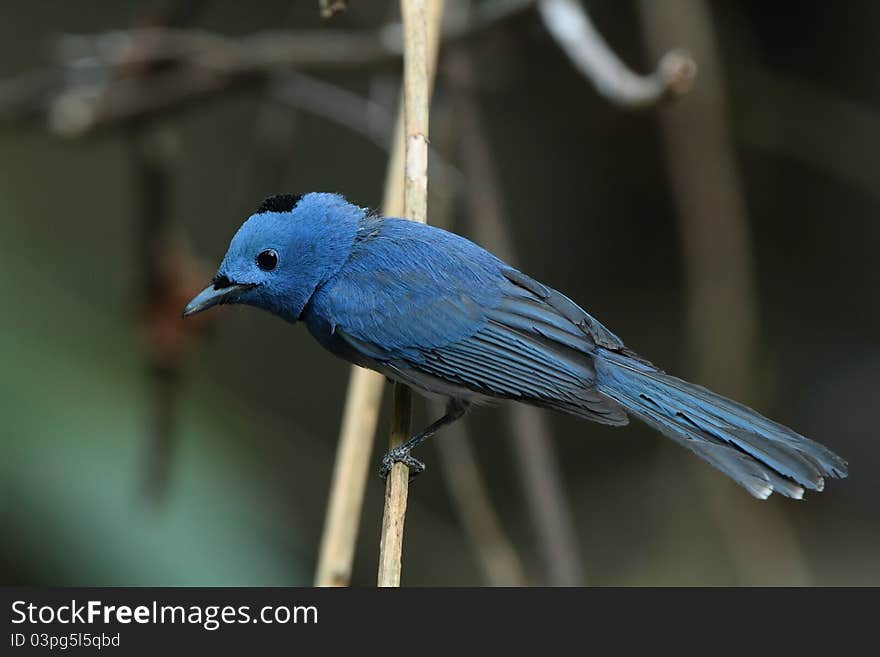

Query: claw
[379,448,426,481]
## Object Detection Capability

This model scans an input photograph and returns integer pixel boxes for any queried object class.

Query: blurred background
[0,0,877,586]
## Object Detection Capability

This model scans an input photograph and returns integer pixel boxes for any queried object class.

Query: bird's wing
[314,219,627,424]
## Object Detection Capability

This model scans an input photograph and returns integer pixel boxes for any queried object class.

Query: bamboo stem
[401,8,430,225]
[314,367,386,586]
[316,0,444,588]
[377,0,439,588]
[313,80,404,592]
[377,383,413,586]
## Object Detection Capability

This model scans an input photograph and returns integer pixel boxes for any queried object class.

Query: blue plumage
[184,192,848,499]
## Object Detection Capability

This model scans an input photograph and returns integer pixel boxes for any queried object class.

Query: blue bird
[184,192,847,499]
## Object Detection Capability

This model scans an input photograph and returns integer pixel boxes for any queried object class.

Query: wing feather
[314,219,626,422]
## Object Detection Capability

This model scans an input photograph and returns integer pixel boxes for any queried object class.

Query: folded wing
[315,219,625,422]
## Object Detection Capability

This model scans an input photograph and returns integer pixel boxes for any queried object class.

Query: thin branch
[269,71,463,190]
[313,88,404,589]
[538,0,695,108]
[319,0,349,20]
[639,0,810,585]
[273,72,394,150]
[427,101,527,586]
[436,408,529,586]
[315,367,386,586]
[316,0,445,589]
[509,408,585,585]
[446,49,584,585]
[130,124,176,503]
[377,383,413,587]
[400,10,431,226]
[134,0,211,504]
[308,43,521,588]
[377,0,442,588]
[0,1,535,135]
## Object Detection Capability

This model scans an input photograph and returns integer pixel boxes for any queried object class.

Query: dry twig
[377,0,443,588]
[447,50,584,585]
[316,0,445,588]
[319,0,350,20]
[0,2,534,135]
[538,0,695,108]
[313,91,406,588]
[426,100,527,586]
[436,416,529,585]
[315,366,386,586]
[269,71,462,190]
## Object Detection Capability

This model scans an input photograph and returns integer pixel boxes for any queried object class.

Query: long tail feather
[594,350,848,499]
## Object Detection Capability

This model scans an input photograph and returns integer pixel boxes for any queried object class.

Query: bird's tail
[593,349,848,499]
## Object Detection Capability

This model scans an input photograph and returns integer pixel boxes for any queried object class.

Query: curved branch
[538,0,695,108]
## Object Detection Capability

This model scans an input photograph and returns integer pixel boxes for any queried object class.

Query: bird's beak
[182,283,254,317]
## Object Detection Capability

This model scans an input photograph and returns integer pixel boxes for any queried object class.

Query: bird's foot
[379,447,425,481]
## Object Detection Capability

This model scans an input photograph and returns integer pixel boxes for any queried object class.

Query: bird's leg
[380,399,470,480]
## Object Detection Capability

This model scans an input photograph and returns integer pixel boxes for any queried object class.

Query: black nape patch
[257,193,304,214]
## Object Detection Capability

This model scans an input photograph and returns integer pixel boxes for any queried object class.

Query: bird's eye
[256,249,278,271]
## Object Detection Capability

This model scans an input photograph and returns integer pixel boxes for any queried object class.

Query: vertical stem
[315,367,385,586]
[377,0,437,588]
[129,0,208,505]
[639,0,810,585]
[317,0,445,587]
[428,103,527,587]
[377,384,413,586]
[315,101,403,587]
[401,5,430,225]
[447,49,585,585]
[508,406,584,585]
[129,123,177,504]
[436,414,529,585]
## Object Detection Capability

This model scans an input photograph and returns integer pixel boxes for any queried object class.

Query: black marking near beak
[182,279,257,317]
[212,273,234,289]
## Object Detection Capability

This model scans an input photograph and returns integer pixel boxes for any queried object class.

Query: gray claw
[379,449,426,481]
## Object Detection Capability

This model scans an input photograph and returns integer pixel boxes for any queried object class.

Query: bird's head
[183,192,363,322]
